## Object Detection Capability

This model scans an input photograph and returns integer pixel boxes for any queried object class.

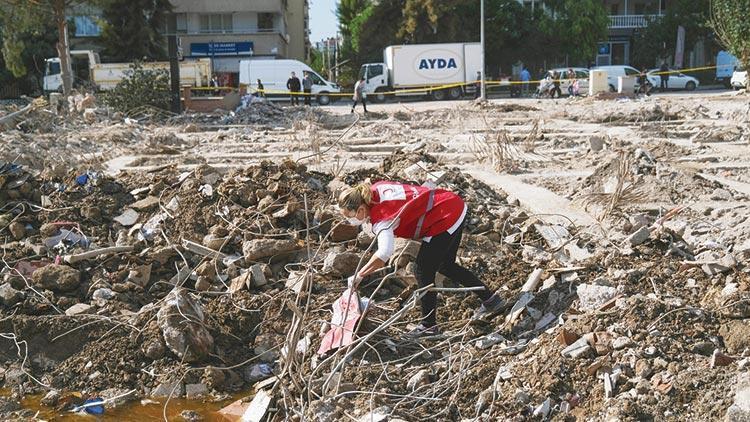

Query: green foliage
[1,34,27,77]
[632,0,714,68]
[542,0,609,65]
[103,63,170,112]
[712,0,750,76]
[0,6,58,94]
[98,0,172,62]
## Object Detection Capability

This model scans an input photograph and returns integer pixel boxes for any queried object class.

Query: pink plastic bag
[317,289,362,355]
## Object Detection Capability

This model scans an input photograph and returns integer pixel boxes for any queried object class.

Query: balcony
[608,14,662,29]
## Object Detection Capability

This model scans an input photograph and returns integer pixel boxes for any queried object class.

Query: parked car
[646,69,699,91]
[595,65,641,92]
[731,68,747,90]
[548,67,590,96]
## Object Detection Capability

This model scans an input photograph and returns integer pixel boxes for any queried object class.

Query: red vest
[369,181,465,239]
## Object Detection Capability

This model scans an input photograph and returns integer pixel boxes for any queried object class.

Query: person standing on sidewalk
[337,181,504,337]
[659,62,670,92]
[256,79,265,98]
[551,71,562,98]
[287,71,301,105]
[351,76,367,114]
[302,71,313,106]
[520,67,531,97]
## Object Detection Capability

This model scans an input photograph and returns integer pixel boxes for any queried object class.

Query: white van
[595,65,641,92]
[239,59,341,105]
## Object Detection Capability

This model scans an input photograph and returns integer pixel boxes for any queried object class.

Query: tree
[712,0,750,87]
[0,0,90,96]
[0,20,57,95]
[632,0,714,69]
[98,0,172,62]
[543,0,608,65]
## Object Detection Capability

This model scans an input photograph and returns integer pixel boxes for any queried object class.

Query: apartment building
[167,0,310,83]
[598,0,666,66]
[68,0,310,85]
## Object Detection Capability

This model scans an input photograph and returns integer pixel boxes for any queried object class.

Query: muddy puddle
[3,389,244,421]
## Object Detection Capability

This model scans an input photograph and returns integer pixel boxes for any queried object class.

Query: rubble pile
[1,146,745,421]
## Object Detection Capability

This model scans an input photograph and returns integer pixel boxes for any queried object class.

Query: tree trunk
[54,0,73,97]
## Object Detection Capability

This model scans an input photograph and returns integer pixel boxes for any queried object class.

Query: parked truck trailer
[43,50,212,93]
[359,42,482,102]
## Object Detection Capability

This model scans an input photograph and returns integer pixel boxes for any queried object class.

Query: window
[47,61,61,76]
[258,13,274,31]
[367,64,383,79]
[625,67,640,76]
[576,70,589,79]
[200,14,232,33]
[74,16,101,37]
[610,4,618,14]
[309,72,324,85]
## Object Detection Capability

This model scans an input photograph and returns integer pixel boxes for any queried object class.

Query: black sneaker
[403,324,441,339]
[472,295,505,321]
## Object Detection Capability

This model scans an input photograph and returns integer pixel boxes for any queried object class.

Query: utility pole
[480,0,486,100]
[168,35,181,113]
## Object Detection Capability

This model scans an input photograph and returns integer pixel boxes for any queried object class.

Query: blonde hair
[337,182,372,211]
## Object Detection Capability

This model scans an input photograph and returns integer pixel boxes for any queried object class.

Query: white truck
[43,50,212,93]
[238,59,341,105]
[359,42,482,102]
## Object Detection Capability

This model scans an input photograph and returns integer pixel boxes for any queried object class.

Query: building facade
[166,0,310,84]
[68,0,310,86]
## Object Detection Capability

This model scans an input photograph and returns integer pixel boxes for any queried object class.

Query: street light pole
[480,0,486,100]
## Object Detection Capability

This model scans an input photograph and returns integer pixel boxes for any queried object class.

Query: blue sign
[191,42,253,56]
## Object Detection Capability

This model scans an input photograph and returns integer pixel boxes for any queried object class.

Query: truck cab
[359,63,388,102]
[43,50,101,93]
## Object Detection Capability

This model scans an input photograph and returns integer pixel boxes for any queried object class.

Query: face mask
[347,216,365,226]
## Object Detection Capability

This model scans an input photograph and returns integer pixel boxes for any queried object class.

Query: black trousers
[290,93,299,105]
[551,84,562,98]
[660,78,668,91]
[414,219,492,327]
[304,89,311,105]
[352,98,367,112]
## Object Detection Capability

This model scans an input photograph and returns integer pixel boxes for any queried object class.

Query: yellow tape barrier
[191,64,722,97]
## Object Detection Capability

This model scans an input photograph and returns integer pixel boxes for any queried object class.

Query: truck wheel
[431,89,447,101]
[609,84,616,92]
[372,88,387,103]
[447,87,462,100]
[317,92,331,105]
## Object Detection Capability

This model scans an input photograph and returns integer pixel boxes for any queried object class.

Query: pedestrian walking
[551,71,562,98]
[255,79,265,98]
[351,76,367,114]
[520,67,531,97]
[302,71,313,106]
[659,62,670,92]
[210,75,220,96]
[337,181,504,337]
[474,71,482,99]
[286,71,301,105]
